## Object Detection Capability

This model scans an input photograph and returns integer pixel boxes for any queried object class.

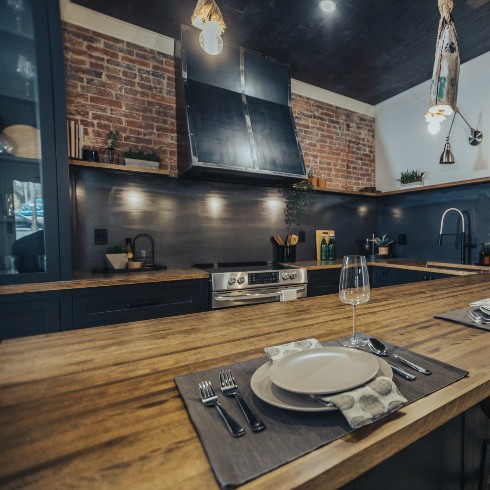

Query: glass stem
[352,304,357,340]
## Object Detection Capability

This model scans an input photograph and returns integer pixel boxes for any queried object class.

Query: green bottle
[327,234,337,260]
[320,233,328,260]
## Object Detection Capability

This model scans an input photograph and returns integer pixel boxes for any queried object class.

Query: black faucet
[438,208,471,264]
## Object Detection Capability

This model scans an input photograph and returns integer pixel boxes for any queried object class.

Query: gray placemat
[174,339,468,488]
[435,308,490,331]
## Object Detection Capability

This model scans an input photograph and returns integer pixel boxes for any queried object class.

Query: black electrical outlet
[299,230,306,243]
[398,233,407,245]
[95,228,108,245]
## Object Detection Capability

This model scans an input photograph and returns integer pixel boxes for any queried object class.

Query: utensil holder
[286,245,297,262]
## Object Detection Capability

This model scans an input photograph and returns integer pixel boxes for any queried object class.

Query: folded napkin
[470,298,490,307]
[264,338,322,363]
[264,338,408,429]
[315,377,407,429]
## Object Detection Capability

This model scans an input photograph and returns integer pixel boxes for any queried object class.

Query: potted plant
[374,234,395,256]
[105,244,128,270]
[124,148,161,169]
[396,169,427,189]
[280,180,315,229]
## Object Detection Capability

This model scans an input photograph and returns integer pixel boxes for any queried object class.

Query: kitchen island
[0,274,489,489]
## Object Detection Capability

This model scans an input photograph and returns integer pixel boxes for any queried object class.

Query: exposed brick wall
[63,22,375,188]
[63,23,177,175]
[292,95,375,191]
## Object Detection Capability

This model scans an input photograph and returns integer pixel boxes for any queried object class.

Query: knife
[388,363,417,381]
[392,354,432,375]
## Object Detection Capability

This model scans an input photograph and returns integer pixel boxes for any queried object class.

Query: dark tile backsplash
[71,168,489,272]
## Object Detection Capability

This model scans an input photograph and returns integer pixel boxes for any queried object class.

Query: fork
[198,381,245,438]
[219,370,266,432]
[468,310,490,324]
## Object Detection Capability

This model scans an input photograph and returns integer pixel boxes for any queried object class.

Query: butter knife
[392,354,432,375]
[388,363,416,381]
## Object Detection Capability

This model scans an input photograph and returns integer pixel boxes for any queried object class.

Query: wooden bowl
[127,261,143,269]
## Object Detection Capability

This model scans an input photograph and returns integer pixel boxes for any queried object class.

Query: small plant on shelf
[124,148,160,162]
[107,244,124,254]
[396,169,427,186]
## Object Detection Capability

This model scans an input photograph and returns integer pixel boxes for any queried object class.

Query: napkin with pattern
[264,338,408,429]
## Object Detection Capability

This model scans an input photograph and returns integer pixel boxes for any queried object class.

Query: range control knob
[290,272,297,279]
[282,272,290,280]
[228,277,236,285]
[237,276,245,285]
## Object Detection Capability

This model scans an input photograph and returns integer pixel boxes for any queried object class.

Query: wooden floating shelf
[69,159,171,176]
[312,176,490,197]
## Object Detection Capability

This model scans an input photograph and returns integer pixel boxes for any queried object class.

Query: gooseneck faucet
[438,208,466,264]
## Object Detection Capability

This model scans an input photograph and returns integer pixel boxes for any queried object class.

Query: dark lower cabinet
[340,402,489,490]
[0,293,63,340]
[307,269,341,297]
[71,279,208,329]
[0,279,209,339]
[372,267,451,288]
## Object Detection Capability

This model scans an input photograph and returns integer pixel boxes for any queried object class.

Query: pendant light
[191,0,226,56]
[426,0,460,132]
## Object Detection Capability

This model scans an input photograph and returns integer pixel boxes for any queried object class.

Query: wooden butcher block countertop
[0,274,489,489]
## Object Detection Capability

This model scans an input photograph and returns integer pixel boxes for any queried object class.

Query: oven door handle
[215,287,305,302]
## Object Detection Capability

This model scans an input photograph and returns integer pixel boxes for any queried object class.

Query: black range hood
[175,25,307,185]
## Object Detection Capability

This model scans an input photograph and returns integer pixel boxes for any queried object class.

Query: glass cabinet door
[0,0,67,283]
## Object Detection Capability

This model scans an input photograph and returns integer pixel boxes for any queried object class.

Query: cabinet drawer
[73,281,205,328]
[307,269,341,297]
[0,298,61,340]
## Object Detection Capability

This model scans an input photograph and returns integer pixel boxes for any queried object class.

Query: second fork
[219,370,266,432]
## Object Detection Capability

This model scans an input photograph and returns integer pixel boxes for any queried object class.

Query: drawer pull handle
[124,300,164,309]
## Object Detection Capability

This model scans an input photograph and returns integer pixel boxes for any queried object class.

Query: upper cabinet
[0,0,71,284]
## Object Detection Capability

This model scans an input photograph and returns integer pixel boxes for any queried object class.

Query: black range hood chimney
[175,25,307,185]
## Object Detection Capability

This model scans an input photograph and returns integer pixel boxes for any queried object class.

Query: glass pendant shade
[440,137,455,164]
[191,0,226,56]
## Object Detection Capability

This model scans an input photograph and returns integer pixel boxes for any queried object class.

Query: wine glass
[16,55,34,97]
[339,255,370,348]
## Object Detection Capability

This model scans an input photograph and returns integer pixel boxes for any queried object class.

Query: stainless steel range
[195,262,308,309]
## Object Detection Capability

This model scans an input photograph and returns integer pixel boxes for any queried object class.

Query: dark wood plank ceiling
[72,0,490,105]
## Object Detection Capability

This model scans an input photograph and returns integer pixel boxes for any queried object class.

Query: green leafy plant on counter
[124,148,161,162]
[280,180,315,229]
[396,169,427,185]
[374,234,395,247]
[107,244,124,254]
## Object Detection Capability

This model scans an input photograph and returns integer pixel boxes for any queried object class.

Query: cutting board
[316,229,335,260]
[2,125,41,159]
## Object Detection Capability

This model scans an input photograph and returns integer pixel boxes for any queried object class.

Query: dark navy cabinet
[307,269,341,297]
[0,0,70,285]
[71,280,208,329]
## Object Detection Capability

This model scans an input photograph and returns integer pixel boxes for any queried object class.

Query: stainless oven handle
[215,287,305,302]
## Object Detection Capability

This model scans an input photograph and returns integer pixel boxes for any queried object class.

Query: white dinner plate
[250,357,392,412]
[480,305,490,315]
[268,346,379,395]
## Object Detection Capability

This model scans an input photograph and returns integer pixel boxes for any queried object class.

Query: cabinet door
[0,297,60,340]
[72,280,207,329]
[371,267,397,288]
[307,269,341,297]
[0,0,70,285]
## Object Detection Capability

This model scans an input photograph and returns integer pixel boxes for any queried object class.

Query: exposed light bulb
[199,21,223,55]
[319,0,336,13]
[427,120,441,135]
